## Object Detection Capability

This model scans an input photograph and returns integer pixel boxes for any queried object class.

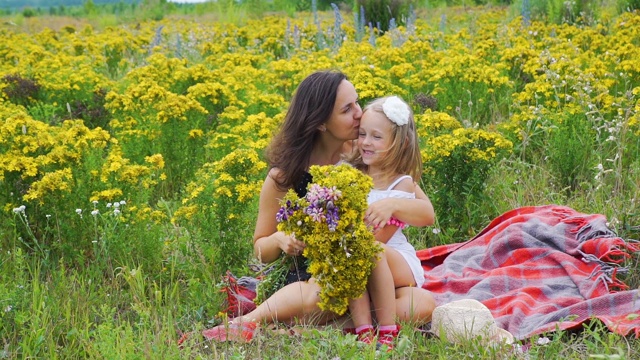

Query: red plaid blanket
[418,205,640,340]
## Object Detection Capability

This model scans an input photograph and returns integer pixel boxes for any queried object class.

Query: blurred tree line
[0,0,136,10]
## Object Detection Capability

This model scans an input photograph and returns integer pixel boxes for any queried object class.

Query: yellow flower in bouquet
[274,164,382,315]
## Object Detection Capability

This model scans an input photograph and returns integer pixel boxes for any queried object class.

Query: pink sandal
[202,321,258,342]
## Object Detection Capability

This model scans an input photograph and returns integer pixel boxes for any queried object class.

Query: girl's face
[357,110,393,167]
[325,80,362,141]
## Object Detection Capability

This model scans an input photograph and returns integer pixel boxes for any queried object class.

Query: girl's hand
[276,231,306,256]
[365,199,395,231]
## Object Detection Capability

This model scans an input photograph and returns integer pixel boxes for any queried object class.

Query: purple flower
[276,200,298,222]
[306,206,325,223]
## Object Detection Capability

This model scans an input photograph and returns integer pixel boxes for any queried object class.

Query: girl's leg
[348,291,373,329]
[383,243,436,325]
[333,287,436,329]
[348,291,376,343]
[367,249,396,327]
[375,245,424,348]
[382,243,418,288]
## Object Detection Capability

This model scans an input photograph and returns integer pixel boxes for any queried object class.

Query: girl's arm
[253,169,306,263]
[374,225,399,244]
[365,178,435,230]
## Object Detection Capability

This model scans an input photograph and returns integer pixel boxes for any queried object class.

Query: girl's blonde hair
[347,96,422,182]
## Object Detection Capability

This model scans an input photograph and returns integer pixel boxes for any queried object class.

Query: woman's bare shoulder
[267,167,283,178]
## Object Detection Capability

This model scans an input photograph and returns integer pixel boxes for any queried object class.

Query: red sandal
[355,325,376,345]
[377,325,400,351]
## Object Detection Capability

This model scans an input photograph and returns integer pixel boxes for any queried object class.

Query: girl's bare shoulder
[394,176,415,192]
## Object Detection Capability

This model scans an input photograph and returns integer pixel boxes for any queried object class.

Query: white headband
[382,96,410,126]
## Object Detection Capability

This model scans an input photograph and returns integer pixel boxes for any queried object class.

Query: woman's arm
[365,178,435,230]
[253,168,306,263]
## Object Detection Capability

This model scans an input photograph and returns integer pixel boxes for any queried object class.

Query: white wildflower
[537,337,551,345]
[12,205,26,214]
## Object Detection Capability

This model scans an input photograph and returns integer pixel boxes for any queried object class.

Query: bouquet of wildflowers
[272,163,382,315]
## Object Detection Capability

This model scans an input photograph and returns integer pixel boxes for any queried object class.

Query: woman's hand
[276,231,306,256]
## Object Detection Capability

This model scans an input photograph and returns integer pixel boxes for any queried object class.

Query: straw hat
[430,299,514,345]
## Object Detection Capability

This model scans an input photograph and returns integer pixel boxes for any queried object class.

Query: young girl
[346,95,426,349]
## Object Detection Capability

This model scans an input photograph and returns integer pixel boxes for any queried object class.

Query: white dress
[367,175,425,288]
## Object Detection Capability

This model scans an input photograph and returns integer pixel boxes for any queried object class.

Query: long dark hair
[265,70,347,191]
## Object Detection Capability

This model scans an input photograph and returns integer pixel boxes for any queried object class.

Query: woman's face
[324,80,362,141]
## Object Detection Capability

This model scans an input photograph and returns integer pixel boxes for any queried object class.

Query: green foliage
[84,0,97,15]
[619,0,640,11]
[424,144,506,237]
[174,149,265,276]
[546,114,596,193]
[519,0,599,24]
[21,7,36,18]
[357,0,414,32]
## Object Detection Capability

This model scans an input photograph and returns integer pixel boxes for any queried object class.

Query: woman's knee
[395,287,436,324]
[300,281,322,311]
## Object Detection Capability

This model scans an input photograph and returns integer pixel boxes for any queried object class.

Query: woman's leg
[238,278,332,325]
[395,287,436,325]
[331,286,435,330]
[202,278,335,342]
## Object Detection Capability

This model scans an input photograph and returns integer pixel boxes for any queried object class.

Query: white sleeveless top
[367,175,425,287]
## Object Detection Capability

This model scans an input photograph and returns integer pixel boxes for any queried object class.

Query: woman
[203,70,436,342]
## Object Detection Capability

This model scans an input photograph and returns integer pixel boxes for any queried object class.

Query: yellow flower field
[2,6,639,264]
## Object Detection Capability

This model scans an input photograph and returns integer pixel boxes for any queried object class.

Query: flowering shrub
[173,148,267,274]
[420,112,513,233]
[273,164,381,315]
